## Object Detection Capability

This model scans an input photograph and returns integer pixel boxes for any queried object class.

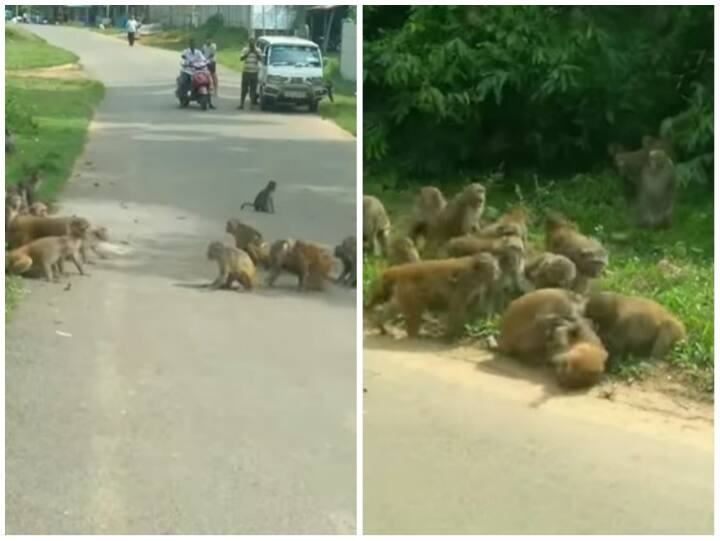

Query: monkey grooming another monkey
[524,252,577,290]
[634,149,677,229]
[367,253,500,340]
[334,235,357,287]
[206,241,257,291]
[545,213,608,293]
[585,292,686,361]
[241,180,276,213]
[363,195,391,257]
[6,217,89,281]
[408,186,447,246]
[267,240,335,291]
[388,236,421,265]
[426,183,486,248]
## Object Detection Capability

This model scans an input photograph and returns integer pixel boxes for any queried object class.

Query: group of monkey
[206,180,358,292]
[5,169,109,282]
[363,134,685,389]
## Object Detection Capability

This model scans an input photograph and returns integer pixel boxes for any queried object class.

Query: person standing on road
[202,38,218,97]
[126,15,138,47]
[238,37,261,110]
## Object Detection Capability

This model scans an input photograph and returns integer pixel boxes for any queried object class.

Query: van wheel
[308,99,319,113]
[260,96,272,111]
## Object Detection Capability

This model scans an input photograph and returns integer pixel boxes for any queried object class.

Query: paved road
[6,26,356,534]
[364,336,714,535]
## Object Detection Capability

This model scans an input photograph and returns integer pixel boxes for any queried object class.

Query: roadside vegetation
[95,17,357,135]
[363,6,713,397]
[5,27,104,316]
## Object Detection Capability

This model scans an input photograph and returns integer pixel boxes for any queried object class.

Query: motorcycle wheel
[199,94,209,111]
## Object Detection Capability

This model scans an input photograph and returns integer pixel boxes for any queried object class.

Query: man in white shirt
[202,39,218,96]
[179,39,215,108]
[125,16,138,47]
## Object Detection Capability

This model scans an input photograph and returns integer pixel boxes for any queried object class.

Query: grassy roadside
[96,24,357,134]
[364,172,714,397]
[5,27,104,317]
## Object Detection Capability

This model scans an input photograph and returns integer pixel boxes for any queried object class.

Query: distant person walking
[238,37,261,110]
[126,16,138,47]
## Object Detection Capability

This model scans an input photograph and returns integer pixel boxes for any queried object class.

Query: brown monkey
[496,288,588,365]
[477,207,529,243]
[241,180,276,213]
[7,214,91,249]
[6,217,89,281]
[388,236,420,265]
[524,252,577,290]
[206,241,257,291]
[245,239,270,268]
[609,136,673,201]
[426,183,486,246]
[8,168,43,209]
[28,202,49,217]
[407,186,447,245]
[79,226,110,264]
[363,195,391,256]
[334,235,357,287]
[225,218,263,251]
[367,253,500,339]
[267,240,335,291]
[546,318,608,388]
[585,292,686,360]
[5,192,23,231]
[635,149,677,229]
[545,213,608,293]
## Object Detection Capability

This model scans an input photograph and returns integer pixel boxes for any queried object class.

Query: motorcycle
[176,61,212,110]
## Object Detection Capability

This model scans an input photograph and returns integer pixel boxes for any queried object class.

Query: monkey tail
[240,202,255,211]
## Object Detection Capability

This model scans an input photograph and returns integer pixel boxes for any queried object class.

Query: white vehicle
[256,36,327,112]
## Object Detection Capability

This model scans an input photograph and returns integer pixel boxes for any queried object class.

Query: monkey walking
[241,180,276,213]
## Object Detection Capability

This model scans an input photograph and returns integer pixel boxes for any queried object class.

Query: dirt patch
[10,62,87,80]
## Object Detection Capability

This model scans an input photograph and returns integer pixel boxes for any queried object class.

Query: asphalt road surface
[364,336,714,535]
[6,26,356,534]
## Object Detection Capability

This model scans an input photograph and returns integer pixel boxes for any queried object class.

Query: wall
[147,5,252,30]
[340,20,356,82]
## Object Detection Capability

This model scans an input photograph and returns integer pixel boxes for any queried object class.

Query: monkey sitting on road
[334,235,357,288]
[585,292,686,361]
[206,241,257,291]
[6,217,89,282]
[241,180,276,213]
[267,239,335,291]
[367,253,500,340]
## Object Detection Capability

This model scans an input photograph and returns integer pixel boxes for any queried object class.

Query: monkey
[545,318,609,388]
[334,235,357,287]
[585,291,686,361]
[244,239,270,269]
[241,180,276,213]
[407,186,447,246]
[7,168,43,209]
[524,252,577,290]
[206,241,257,291]
[496,288,589,365]
[641,134,675,160]
[7,214,92,249]
[446,233,528,313]
[609,136,674,201]
[425,183,486,251]
[545,213,608,293]
[388,236,420,265]
[367,253,500,340]
[5,192,23,231]
[6,217,89,281]
[363,195,391,257]
[79,226,110,264]
[225,218,263,251]
[267,240,335,291]
[634,149,677,229]
[477,207,529,244]
[28,202,49,217]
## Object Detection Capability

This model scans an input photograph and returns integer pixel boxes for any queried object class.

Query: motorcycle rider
[179,39,215,108]
[202,38,218,97]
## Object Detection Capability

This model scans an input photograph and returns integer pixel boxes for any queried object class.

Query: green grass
[5,27,78,70]
[104,24,357,134]
[364,171,714,395]
[6,26,104,316]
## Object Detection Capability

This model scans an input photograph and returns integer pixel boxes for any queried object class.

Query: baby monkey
[241,180,276,213]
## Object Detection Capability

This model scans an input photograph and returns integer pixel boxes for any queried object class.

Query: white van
[256,36,327,112]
